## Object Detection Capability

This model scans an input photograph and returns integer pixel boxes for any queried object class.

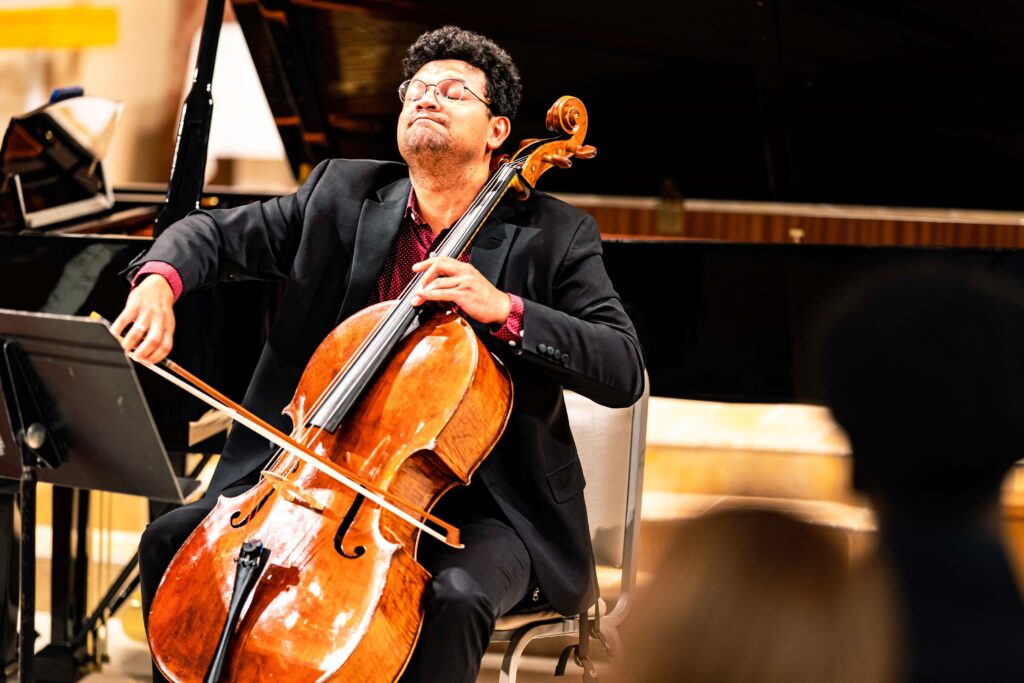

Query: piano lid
[1,96,124,230]
[233,0,1024,210]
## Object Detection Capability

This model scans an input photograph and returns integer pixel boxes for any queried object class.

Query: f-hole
[334,494,366,559]
[230,488,274,529]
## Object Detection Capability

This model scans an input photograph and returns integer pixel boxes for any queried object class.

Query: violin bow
[93,313,464,548]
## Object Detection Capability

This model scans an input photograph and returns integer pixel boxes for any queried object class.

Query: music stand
[0,309,186,683]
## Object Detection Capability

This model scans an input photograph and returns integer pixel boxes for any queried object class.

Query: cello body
[147,303,512,681]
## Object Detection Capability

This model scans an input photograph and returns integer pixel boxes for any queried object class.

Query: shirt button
[508,340,517,347]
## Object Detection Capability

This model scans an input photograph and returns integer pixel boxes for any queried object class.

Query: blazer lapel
[337,178,410,322]
[468,210,519,336]
[470,218,518,288]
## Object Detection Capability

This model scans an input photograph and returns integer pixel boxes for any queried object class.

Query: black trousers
[139,480,532,683]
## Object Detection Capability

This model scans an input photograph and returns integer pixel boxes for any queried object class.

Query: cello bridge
[261,470,325,512]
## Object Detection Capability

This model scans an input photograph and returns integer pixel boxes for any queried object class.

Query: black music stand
[0,309,185,683]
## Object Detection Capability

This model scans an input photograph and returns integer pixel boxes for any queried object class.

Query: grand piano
[228,0,1024,401]
[2,0,1022,677]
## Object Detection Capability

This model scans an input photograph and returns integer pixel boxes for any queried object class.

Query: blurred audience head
[622,508,896,683]
[819,265,1024,521]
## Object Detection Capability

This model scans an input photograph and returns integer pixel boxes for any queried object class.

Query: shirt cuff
[132,261,183,302]
[491,294,524,345]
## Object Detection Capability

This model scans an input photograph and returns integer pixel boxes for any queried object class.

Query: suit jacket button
[538,343,548,354]
[561,354,570,365]
[547,346,556,357]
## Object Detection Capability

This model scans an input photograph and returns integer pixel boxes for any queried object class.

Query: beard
[402,122,449,156]
[399,121,476,179]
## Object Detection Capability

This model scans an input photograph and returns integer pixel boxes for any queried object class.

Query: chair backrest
[563,372,648,625]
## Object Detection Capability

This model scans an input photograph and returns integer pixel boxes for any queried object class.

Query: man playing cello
[115,25,644,682]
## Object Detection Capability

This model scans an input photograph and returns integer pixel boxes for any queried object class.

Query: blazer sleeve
[517,213,646,407]
[126,160,330,295]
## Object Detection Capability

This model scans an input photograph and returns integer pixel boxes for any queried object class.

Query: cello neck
[306,161,522,434]
[430,161,521,261]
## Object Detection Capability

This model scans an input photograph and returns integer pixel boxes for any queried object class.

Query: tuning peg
[574,145,597,160]
[519,138,541,148]
[542,153,572,169]
[490,153,511,172]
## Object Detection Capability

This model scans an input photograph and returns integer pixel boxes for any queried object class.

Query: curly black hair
[403,26,522,121]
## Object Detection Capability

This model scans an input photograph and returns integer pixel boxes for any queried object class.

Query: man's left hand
[411,256,511,325]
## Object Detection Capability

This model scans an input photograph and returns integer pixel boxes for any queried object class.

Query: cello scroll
[509,96,597,199]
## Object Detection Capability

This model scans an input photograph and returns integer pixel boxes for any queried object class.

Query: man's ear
[486,116,512,152]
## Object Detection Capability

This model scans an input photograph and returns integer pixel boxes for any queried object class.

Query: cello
[142,96,596,682]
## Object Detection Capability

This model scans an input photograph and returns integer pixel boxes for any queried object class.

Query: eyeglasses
[398,78,491,109]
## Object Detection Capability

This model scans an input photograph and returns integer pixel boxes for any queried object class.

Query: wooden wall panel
[558,194,1024,247]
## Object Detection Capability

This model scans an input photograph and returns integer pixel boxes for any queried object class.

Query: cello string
[282,160,519,453]
[165,155,530,542]
[271,155,529,485]
[253,160,522,542]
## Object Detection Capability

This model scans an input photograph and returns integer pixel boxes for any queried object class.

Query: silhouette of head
[820,266,1024,518]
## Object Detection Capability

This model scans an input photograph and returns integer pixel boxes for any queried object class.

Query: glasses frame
[398,78,491,110]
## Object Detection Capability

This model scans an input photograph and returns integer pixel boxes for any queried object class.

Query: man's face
[397,59,507,167]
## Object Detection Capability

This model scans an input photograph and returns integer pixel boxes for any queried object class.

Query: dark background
[240,0,1024,209]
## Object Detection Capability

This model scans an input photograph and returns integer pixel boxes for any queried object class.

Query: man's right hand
[112,274,176,363]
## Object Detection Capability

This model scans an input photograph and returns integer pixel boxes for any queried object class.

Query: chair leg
[499,627,534,683]
[602,624,621,660]
[579,614,598,683]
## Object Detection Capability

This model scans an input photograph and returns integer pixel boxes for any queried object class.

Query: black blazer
[134,158,645,615]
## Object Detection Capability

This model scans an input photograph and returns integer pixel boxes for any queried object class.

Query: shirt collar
[405,188,428,228]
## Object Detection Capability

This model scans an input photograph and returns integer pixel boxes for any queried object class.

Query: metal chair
[490,374,649,682]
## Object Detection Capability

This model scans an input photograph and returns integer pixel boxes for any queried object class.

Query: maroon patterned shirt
[134,190,525,343]
[370,190,524,342]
